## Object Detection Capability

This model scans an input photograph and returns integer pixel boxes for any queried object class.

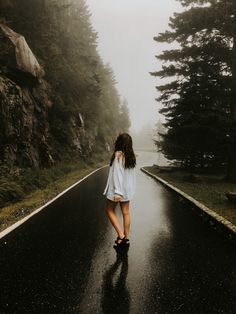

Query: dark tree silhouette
[151,0,236,179]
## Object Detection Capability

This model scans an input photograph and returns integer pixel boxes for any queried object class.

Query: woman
[103,133,136,248]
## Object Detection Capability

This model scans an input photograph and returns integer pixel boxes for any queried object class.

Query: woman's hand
[114,194,122,202]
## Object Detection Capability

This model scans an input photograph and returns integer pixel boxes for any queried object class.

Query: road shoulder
[141,167,236,241]
[0,165,107,239]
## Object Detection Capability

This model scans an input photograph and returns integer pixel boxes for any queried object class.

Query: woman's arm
[113,151,125,200]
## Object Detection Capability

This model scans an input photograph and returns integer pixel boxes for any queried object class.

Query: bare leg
[106,199,124,239]
[120,201,130,238]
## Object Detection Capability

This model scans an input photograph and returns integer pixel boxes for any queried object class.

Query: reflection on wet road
[0,151,236,313]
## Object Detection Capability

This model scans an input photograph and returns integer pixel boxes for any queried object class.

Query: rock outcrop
[0,24,44,87]
[0,24,53,168]
[0,23,95,169]
[0,24,44,79]
[0,75,54,168]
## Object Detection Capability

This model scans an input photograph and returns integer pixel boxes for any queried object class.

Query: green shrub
[0,151,107,208]
[0,179,23,206]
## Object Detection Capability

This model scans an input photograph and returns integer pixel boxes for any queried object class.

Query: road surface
[0,151,236,313]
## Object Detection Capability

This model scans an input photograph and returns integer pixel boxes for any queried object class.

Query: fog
[86,0,182,132]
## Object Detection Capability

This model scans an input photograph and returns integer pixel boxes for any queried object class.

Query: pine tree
[152,0,236,178]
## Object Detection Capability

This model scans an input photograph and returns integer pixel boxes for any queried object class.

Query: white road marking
[0,165,107,240]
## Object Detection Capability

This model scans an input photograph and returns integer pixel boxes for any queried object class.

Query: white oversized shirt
[103,152,136,201]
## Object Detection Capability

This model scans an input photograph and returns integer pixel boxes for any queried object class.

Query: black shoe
[113,236,130,249]
[115,236,124,244]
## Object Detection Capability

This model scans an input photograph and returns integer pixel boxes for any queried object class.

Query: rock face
[0,23,95,169]
[0,75,54,168]
[0,24,44,79]
[0,24,53,168]
[0,24,44,87]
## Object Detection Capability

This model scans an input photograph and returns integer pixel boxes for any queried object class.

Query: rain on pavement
[0,151,236,313]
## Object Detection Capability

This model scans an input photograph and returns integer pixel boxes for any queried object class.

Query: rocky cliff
[0,24,54,168]
[0,23,93,168]
[0,0,130,172]
[0,74,54,168]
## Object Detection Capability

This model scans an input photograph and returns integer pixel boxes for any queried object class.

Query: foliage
[0,0,130,160]
[0,149,109,207]
[152,0,236,177]
[0,178,23,207]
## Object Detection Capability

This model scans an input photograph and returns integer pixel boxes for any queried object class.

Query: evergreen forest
[152,0,236,180]
[0,0,130,206]
[0,0,130,168]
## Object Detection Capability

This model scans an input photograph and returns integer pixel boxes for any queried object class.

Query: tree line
[152,0,236,180]
[0,0,130,162]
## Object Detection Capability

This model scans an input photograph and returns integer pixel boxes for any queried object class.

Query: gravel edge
[141,167,236,241]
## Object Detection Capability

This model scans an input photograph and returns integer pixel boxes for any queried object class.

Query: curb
[0,165,107,240]
[141,167,236,241]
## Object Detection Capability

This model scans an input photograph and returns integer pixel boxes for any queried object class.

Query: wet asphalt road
[0,151,236,314]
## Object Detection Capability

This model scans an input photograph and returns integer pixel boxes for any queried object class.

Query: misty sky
[86,0,182,132]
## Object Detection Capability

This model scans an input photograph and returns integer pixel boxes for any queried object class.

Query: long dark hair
[110,133,136,168]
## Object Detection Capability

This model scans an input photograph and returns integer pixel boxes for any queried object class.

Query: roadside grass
[144,166,236,226]
[0,153,108,232]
